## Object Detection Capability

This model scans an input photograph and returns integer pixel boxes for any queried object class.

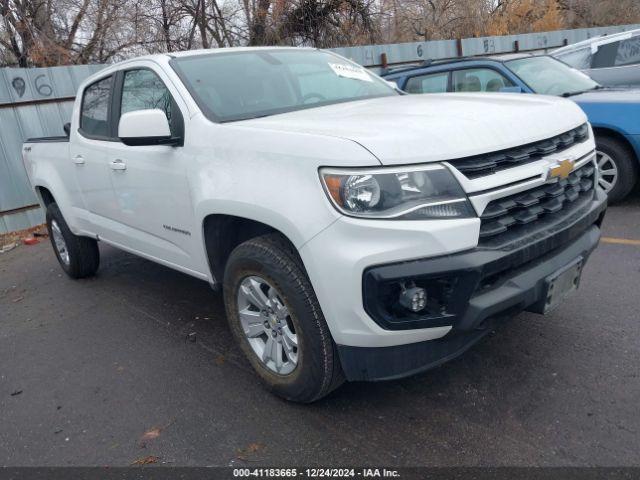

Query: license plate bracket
[543,257,584,314]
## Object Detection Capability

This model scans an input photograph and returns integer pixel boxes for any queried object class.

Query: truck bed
[22,139,71,190]
[25,136,69,143]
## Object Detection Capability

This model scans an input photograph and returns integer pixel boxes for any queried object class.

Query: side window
[592,42,619,69]
[404,72,448,94]
[120,69,181,136]
[80,76,113,138]
[614,37,640,66]
[555,48,592,70]
[452,68,514,92]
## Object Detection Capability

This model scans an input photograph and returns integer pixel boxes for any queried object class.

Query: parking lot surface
[1,193,639,467]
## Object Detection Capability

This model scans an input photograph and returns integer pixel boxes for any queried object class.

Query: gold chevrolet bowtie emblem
[549,159,574,180]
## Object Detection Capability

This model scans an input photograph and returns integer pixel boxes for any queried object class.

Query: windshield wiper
[561,85,603,98]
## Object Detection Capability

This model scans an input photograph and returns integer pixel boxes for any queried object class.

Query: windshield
[553,47,592,70]
[506,55,599,96]
[170,49,397,122]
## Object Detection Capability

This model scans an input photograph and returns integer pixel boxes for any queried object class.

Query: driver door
[99,67,202,274]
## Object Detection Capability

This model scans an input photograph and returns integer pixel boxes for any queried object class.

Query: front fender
[579,103,640,136]
[195,198,338,251]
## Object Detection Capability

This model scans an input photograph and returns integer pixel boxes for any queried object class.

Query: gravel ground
[1,193,639,467]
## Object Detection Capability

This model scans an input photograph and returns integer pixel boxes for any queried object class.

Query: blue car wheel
[595,135,639,203]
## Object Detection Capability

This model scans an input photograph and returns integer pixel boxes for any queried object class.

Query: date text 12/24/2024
[233,468,400,478]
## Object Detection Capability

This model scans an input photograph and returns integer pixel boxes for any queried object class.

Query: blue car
[383,54,640,202]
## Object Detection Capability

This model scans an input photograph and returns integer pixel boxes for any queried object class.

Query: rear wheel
[223,233,344,403]
[46,203,100,279]
[595,135,639,204]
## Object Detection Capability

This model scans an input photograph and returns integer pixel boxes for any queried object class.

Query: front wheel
[223,233,344,403]
[595,136,639,204]
[46,203,100,279]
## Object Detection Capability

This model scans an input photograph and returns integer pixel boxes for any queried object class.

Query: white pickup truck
[22,47,607,402]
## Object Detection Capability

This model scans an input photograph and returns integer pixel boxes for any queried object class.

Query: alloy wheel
[236,276,299,375]
[596,150,618,194]
[50,220,70,266]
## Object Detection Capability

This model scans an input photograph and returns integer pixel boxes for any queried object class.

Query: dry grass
[0,224,47,251]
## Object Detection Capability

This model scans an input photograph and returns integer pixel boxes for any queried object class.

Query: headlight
[320,164,475,220]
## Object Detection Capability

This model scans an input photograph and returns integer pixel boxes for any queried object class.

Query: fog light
[399,286,427,312]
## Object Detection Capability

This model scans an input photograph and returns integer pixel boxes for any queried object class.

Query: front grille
[449,123,589,178]
[478,161,596,245]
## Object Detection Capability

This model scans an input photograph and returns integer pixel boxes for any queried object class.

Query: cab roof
[167,46,315,58]
[103,46,319,67]
[553,28,640,54]
[382,53,533,77]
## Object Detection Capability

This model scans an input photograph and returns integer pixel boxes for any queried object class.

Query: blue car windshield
[170,49,397,122]
[506,56,600,96]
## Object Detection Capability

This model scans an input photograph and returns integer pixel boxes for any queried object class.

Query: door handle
[110,159,127,171]
[73,155,85,165]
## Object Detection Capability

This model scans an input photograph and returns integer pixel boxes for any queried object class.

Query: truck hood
[239,94,587,165]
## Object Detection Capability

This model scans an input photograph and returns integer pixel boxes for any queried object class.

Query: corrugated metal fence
[1,23,639,234]
[333,23,640,72]
[0,65,104,234]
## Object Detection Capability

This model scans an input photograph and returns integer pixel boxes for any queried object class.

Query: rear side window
[404,72,448,94]
[452,68,514,92]
[592,42,619,69]
[80,76,113,138]
[120,69,182,137]
[615,37,640,66]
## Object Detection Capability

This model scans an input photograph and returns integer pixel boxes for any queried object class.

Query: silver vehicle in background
[552,29,640,87]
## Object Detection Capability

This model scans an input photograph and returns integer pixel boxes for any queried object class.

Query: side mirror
[499,86,524,93]
[63,122,71,137]
[118,109,180,146]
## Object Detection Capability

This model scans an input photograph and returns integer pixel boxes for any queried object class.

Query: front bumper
[338,188,607,381]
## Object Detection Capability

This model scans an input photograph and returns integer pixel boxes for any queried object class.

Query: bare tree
[559,0,640,28]
[0,0,150,66]
[1,0,640,67]
[485,0,564,36]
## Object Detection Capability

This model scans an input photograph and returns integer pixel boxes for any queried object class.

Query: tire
[45,203,100,279]
[595,135,639,204]
[223,233,344,403]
